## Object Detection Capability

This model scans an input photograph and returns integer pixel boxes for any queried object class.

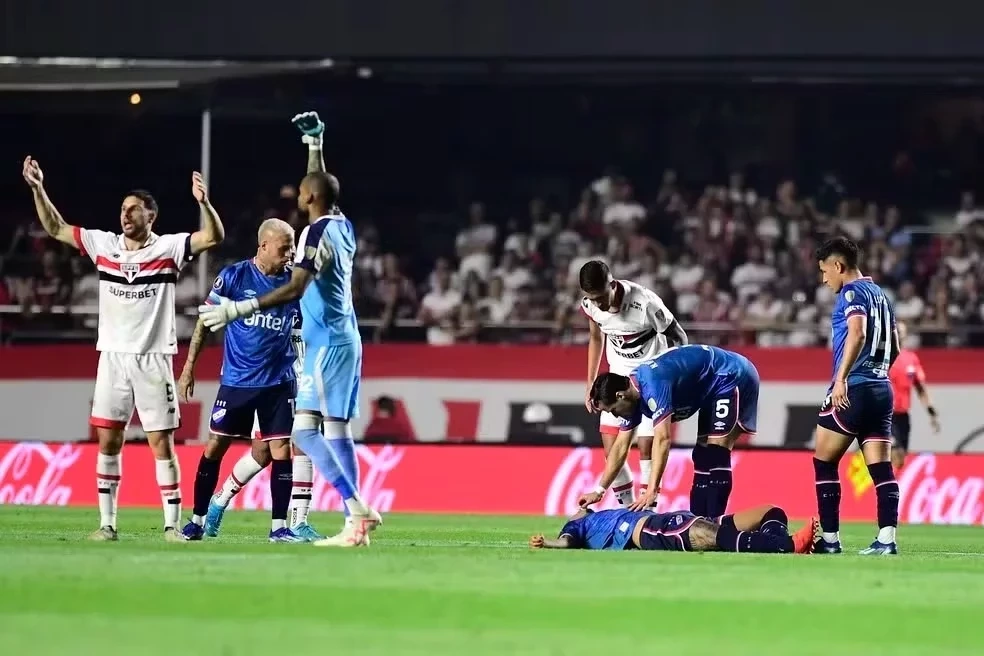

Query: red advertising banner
[2,441,983,525]
[1,345,983,452]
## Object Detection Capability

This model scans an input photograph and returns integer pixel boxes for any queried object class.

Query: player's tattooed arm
[22,157,77,247]
[687,520,719,551]
[307,145,326,175]
[178,318,208,401]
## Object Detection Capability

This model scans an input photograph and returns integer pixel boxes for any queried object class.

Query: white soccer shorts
[90,352,180,433]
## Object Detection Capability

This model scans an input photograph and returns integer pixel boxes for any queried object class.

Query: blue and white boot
[859,540,898,555]
[291,523,324,542]
[813,538,843,554]
[203,495,226,537]
[180,521,204,541]
[269,527,304,543]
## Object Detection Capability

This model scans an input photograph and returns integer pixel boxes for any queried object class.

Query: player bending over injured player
[530,505,817,554]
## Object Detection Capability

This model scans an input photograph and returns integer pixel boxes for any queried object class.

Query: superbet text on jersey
[581,279,677,437]
[73,228,194,432]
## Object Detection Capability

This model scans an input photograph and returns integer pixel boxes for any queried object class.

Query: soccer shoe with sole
[792,517,819,554]
[812,538,843,554]
[180,521,205,541]
[312,508,382,548]
[291,523,325,542]
[88,526,119,542]
[164,527,189,542]
[268,527,304,543]
[203,496,226,537]
[859,540,898,555]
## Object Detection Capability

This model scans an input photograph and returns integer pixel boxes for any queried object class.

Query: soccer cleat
[203,495,226,537]
[312,508,382,548]
[164,527,189,543]
[269,527,304,543]
[792,517,819,554]
[291,522,325,542]
[88,526,119,542]
[181,521,205,541]
[812,538,843,554]
[859,540,898,556]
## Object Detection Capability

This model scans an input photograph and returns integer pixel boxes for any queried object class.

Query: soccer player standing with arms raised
[22,157,225,541]
[200,111,380,547]
[813,237,901,555]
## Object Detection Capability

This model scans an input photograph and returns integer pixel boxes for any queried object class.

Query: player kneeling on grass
[530,505,817,554]
[178,218,307,543]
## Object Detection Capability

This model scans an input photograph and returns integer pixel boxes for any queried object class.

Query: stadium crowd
[3,170,984,348]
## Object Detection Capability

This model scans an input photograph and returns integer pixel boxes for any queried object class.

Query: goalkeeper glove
[198,298,259,332]
[291,111,324,148]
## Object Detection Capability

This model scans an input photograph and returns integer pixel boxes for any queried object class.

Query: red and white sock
[96,453,121,529]
[611,464,634,505]
[155,458,181,530]
[289,454,313,528]
[639,459,654,502]
[215,454,264,508]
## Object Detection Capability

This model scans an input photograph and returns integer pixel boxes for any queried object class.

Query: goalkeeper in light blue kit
[199,111,381,547]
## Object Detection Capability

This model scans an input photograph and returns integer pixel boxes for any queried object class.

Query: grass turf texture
[0,507,982,655]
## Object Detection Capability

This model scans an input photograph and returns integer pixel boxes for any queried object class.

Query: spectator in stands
[362,396,415,444]
[730,243,778,304]
[418,268,462,345]
[374,254,418,342]
[476,275,514,324]
[956,190,984,229]
[456,202,496,280]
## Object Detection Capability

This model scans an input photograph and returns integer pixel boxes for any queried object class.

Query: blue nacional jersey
[618,345,750,431]
[294,213,360,346]
[830,277,896,387]
[559,509,651,550]
[207,259,299,388]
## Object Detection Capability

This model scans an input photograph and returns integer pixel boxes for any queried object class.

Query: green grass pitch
[1,507,983,655]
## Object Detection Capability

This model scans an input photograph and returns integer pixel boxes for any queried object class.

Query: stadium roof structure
[0,56,337,91]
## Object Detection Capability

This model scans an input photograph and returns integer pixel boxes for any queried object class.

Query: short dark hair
[303,172,341,207]
[376,395,396,414]
[589,372,630,407]
[578,260,610,293]
[815,237,860,270]
[126,189,158,215]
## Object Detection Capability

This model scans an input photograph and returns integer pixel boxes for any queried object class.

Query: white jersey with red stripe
[74,228,194,354]
[581,279,675,376]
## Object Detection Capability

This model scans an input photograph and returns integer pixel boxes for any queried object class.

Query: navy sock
[193,455,221,516]
[690,444,711,516]
[866,461,899,529]
[760,507,789,536]
[715,519,792,554]
[270,459,292,522]
[813,457,841,534]
[704,444,733,517]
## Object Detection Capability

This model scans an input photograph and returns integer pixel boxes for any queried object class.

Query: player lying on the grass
[578,344,759,518]
[579,260,688,507]
[530,505,817,554]
[178,218,306,543]
[812,237,901,556]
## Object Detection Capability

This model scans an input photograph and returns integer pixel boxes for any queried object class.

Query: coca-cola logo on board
[0,442,81,506]
[898,454,984,525]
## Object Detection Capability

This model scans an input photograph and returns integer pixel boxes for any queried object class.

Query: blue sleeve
[640,376,674,428]
[206,266,236,305]
[294,221,331,273]
[559,520,584,548]
[841,286,866,320]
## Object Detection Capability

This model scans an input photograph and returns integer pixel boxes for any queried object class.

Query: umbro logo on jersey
[112,253,121,259]
[244,289,256,296]
[120,263,140,282]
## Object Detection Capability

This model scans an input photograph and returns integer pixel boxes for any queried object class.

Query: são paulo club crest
[120,262,140,283]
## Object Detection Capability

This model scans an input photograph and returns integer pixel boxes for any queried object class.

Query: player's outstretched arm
[529,534,574,549]
[189,172,226,254]
[257,267,312,311]
[579,429,635,507]
[584,320,604,412]
[22,157,78,248]
[291,111,326,174]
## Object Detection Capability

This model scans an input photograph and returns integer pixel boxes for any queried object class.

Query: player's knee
[293,412,321,432]
[96,428,125,453]
[812,456,839,481]
[267,439,291,461]
[204,434,231,459]
[250,440,273,467]
[813,427,852,461]
[145,431,175,458]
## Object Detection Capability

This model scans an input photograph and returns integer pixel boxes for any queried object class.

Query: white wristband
[593,485,606,496]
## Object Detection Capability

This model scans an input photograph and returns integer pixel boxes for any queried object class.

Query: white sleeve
[74,228,112,264]
[645,292,675,333]
[160,233,194,270]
